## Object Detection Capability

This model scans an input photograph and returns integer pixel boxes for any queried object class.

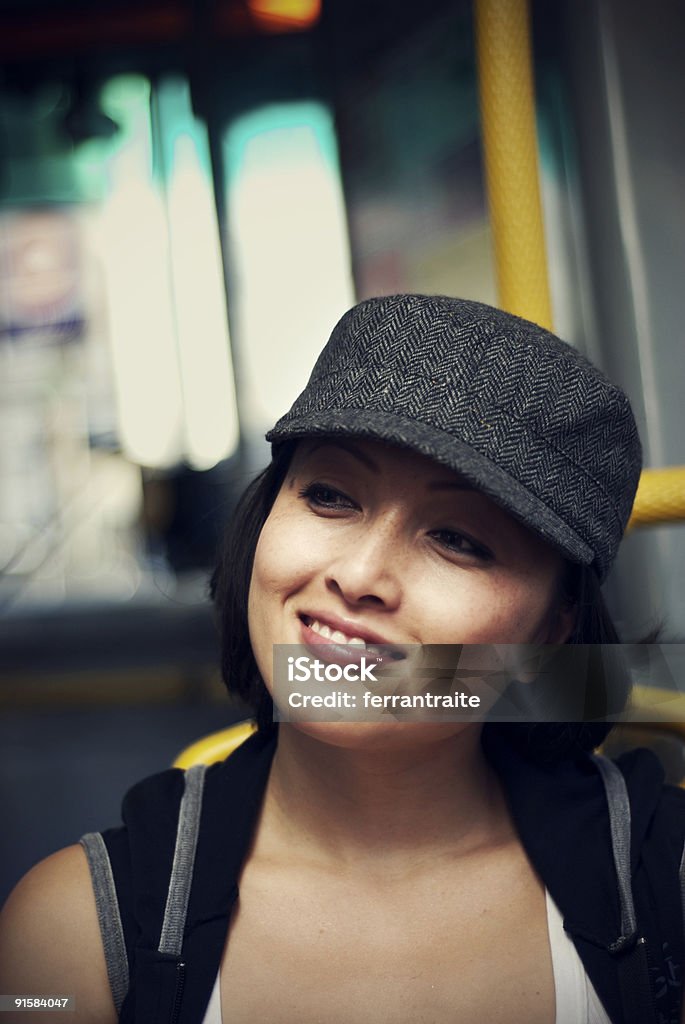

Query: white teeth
[308,619,368,647]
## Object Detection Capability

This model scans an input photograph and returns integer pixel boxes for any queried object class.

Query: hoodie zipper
[169,960,186,1024]
[639,937,660,1024]
[168,886,237,1024]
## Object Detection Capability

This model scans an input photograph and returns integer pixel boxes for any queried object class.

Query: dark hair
[210,444,296,731]
[210,442,629,760]
[486,564,626,761]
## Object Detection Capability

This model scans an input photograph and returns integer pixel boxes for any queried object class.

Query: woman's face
[248,439,574,741]
[248,436,569,667]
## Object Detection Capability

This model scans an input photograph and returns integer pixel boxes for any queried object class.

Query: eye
[298,482,357,511]
[429,528,493,561]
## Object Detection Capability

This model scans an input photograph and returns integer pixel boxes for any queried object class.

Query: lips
[297,613,408,668]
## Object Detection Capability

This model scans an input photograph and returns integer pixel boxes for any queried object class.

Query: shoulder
[0,845,116,1024]
[654,778,685,821]
[117,728,276,824]
[645,781,685,860]
[615,746,685,838]
[107,735,277,890]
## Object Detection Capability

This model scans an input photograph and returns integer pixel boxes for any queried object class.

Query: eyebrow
[304,440,474,491]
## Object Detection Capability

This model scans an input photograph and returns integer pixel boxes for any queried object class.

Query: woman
[1,294,683,1024]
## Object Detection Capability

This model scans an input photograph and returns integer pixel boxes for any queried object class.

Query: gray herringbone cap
[266,294,642,581]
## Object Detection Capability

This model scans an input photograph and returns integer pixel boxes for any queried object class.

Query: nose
[325,518,403,609]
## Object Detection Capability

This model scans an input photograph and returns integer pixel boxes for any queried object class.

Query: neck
[259,724,513,873]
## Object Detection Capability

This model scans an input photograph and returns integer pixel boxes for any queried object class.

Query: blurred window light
[248,0,321,31]
[224,102,354,437]
[0,71,238,608]
[94,74,238,472]
[155,78,239,472]
[94,75,184,471]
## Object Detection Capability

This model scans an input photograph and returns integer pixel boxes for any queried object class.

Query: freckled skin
[248,437,574,751]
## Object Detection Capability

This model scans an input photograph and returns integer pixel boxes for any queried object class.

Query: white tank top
[545,889,612,1024]
[201,889,612,1024]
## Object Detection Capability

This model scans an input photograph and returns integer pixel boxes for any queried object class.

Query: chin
[278,719,476,753]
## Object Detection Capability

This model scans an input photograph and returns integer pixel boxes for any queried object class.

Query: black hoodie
[98,729,685,1024]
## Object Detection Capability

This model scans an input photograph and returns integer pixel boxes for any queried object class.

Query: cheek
[247,520,297,692]
[247,504,322,634]
[250,527,285,607]
[248,518,294,634]
[475,572,559,643]
[412,568,558,644]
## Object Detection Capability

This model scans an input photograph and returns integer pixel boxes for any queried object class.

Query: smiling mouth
[299,615,407,661]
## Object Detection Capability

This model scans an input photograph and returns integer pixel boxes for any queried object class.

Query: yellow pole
[628,466,685,529]
[474,0,553,330]
[473,0,685,532]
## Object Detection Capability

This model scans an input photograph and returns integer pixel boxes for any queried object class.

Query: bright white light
[96,77,184,470]
[96,75,238,471]
[98,178,184,470]
[225,103,355,436]
[166,128,239,470]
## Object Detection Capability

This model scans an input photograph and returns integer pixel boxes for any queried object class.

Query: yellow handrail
[173,719,257,769]
[474,0,684,532]
[628,466,685,529]
[473,0,553,331]
[174,712,685,788]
